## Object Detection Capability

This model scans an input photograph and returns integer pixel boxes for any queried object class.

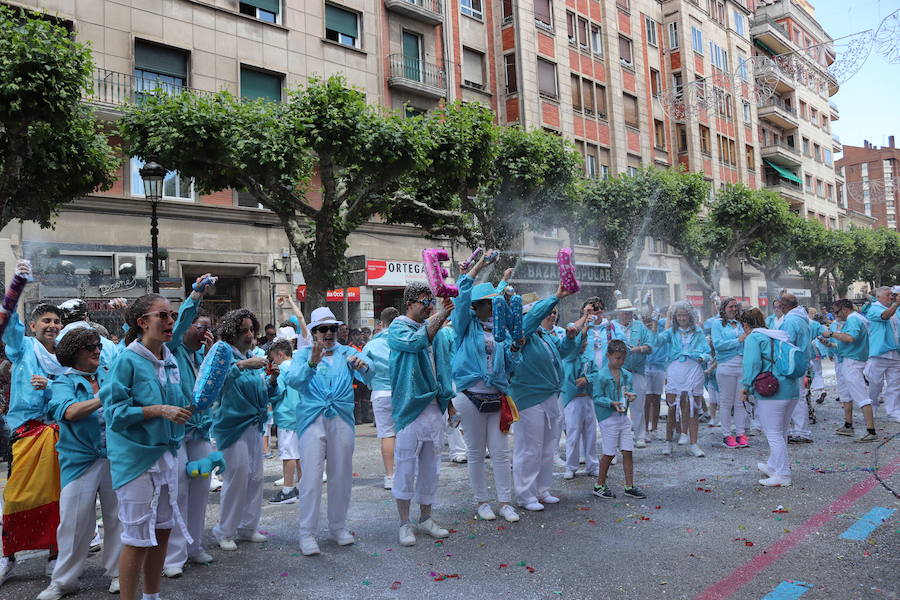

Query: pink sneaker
[736,434,749,447]
[723,436,739,449]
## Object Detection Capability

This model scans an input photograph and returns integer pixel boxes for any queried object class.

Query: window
[130,157,193,201]
[325,4,360,48]
[401,31,423,81]
[699,125,711,155]
[595,84,607,118]
[825,183,833,201]
[745,144,754,170]
[566,11,576,44]
[737,55,748,80]
[813,143,821,161]
[239,0,279,23]
[710,42,728,70]
[619,36,633,66]
[799,101,807,119]
[732,10,744,35]
[802,137,810,156]
[590,24,603,56]
[582,78,595,114]
[571,75,582,111]
[504,53,518,93]
[502,0,513,22]
[462,48,485,89]
[861,162,869,177]
[654,119,665,149]
[586,146,598,178]
[650,68,661,97]
[600,164,610,179]
[534,0,552,30]
[742,100,751,123]
[623,93,638,127]
[677,124,687,152]
[616,0,629,10]
[537,58,558,98]
[712,1,726,26]
[578,18,589,50]
[810,107,818,123]
[134,40,188,96]
[240,66,282,102]
[645,17,658,47]
[627,166,639,176]
[461,0,483,19]
[816,179,824,197]
[804,174,813,192]
[672,72,684,99]
[691,26,703,53]
[668,22,679,50]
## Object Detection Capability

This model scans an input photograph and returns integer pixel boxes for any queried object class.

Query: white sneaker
[689,444,705,457]
[45,559,57,577]
[331,530,354,546]
[521,501,544,512]
[662,441,673,456]
[108,577,119,594]
[611,454,619,465]
[539,494,560,504]
[383,475,393,490]
[678,433,689,445]
[553,456,566,467]
[634,437,647,448]
[563,470,575,480]
[163,566,183,578]
[399,523,416,547]
[477,503,496,521]
[451,454,468,464]
[299,536,320,556]
[238,531,268,543]
[322,471,328,483]
[418,517,449,539]
[209,474,223,492]
[188,550,213,564]
[217,538,237,551]
[499,505,520,522]
[36,583,73,600]
[758,476,792,487]
[274,477,285,487]
[0,557,15,586]
[757,462,774,478]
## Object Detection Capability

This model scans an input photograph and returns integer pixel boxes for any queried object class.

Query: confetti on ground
[497,526,507,531]
[467,534,476,539]
[448,529,458,533]
[588,519,597,525]
[773,506,789,513]
[498,563,508,569]
[371,552,380,557]
[577,506,591,511]
[390,581,401,590]
[734,538,755,547]
[696,487,712,493]
[517,561,527,566]
[290,553,300,557]
[352,473,360,477]
[655,506,662,509]
[362,580,372,586]
[526,566,536,573]
[280,572,289,577]
[432,572,460,581]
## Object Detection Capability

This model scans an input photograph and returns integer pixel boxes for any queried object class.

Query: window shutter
[240,67,282,102]
[134,41,187,79]
[463,49,483,86]
[534,0,551,24]
[538,59,557,96]
[325,4,358,38]
[242,0,280,14]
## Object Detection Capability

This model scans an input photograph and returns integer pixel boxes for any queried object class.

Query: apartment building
[838,138,900,232]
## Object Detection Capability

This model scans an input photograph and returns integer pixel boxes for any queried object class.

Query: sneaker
[699,414,711,423]
[563,470,575,480]
[539,494,560,504]
[238,531,268,543]
[450,455,468,464]
[300,536,321,556]
[417,517,449,539]
[662,441,673,456]
[499,505,520,523]
[209,474,223,492]
[855,432,878,443]
[477,503,496,521]
[263,452,275,459]
[269,488,299,504]
[45,559,57,577]
[736,434,750,448]
[108,577,119,594]
[758,476,792,487]
[36,583,74,600]
[689,444,705,457]
[331,530,355,546]
[611,454,619,465]
[757,462,774,477]
[89,531,102,553]
[678,433,689,446]
[835,425,854,436]
[322,471,327,483]
[0,557,14,586]
[623,486,647,499]
[383,475,393,490]
[521,501,544,512]
[399,524,416,547]
[723,435,739,449]
[553,455,566,467]
[217,538,237,551]
[634,437,647,448]
[592,484,616,499]
[788,436,813,444]
[163,567,183,578]
[274,477,285,487]
[188,550,213,564]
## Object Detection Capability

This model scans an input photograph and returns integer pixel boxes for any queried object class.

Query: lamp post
[739,259,746,302]
[139,160,166,293]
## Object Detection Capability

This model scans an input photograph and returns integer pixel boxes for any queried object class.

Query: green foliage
[0,5,116,229]
[866,227,900,287]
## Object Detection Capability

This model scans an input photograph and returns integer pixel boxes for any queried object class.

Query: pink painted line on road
[694,456,900,600]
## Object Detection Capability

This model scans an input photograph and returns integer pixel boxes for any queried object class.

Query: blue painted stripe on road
[838,507,896,541]
[761,581,813,600]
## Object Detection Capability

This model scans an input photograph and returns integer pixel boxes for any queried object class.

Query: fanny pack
[463,390,504,413]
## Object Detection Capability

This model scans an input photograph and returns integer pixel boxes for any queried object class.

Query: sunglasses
[141,311,178,321]
[315,325,339,333]
[415,298,437,308]
[82,342,103,352]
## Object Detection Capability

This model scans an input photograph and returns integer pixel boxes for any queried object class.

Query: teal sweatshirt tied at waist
[591,364,633,423]
[388,316,450,432]
[211,346,275,451]
[50,367,109,489]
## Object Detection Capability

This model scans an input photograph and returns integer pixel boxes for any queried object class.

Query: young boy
[591,340,646,500]
[268,339,302,504]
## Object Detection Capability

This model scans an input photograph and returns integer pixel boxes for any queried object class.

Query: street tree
[0,5,116,231]
[866,226,900,288]
[794,219,853,308]
[831,227,878,298]
[744,206,804,304]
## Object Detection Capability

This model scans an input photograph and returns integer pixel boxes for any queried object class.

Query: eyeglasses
[141,311,178,321]
[415,298,436,308]
[82,343,103,352]
[191,324,210,332]
[315,325,339,333]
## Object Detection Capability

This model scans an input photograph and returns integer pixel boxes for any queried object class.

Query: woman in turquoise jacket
[40,328,122,599]
[509,283,576,512]
[101,294,193,600]
[711,297,749,448]
[739,308,798,487]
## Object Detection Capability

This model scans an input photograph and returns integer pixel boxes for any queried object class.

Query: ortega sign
[367,260,427,286]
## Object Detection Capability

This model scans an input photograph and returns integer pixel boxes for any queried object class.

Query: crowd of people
[0,253,897,600]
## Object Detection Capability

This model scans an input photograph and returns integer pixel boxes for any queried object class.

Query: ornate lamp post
[139,160,166,293]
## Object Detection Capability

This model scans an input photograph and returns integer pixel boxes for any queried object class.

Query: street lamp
[739,259,746,302]
[139,159,166,293]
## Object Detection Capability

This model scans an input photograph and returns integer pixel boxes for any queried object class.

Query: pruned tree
[831,227,878,298]
[744,203,804,304]
[794,219,854,308]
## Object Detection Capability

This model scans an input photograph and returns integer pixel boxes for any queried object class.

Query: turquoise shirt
[591,364,633,423]
[101,348,183,489]
[711,319,744,364]
[646,318,668,370]
[508,296,576,411]
[765,314,781,329]
[387,317,450,432]
[270,358,300,431]
[50,368,109,488]
[561,333,594,405]
[582,319,626,367]
[211,347,274,451]
[779,312,812,365]
[283,344,368,436]
[654,326,710,365]
[3,314,64,432]
[359,331,391,392]
[618,318,654,375]
[740,331,799,400]
[433,326,456,406]
[165,294,211,441]
[865,301,900,357]
[703,316,718,335]
[834,313,869,362]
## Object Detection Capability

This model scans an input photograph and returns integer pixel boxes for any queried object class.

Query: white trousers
[297,415,355,538]
[629,373,647,440]
[215,427,263,540]
[810,358,824,392]
[867,355,900,418]
[393,404,443,506]
[716,356,747,436]
[788,377,812,438]
[454,392,513,504]
[513,394,561,506]
[837,358,871,409]
[165,437,212,568]
[563,396,598,473]
[758,397,798,478]
[447,423,467,458]
[51,459,121,588]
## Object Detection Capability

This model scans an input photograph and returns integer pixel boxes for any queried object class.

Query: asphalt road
[3,363,898,600]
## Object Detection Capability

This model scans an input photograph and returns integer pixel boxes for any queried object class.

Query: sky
[812,0,900,149]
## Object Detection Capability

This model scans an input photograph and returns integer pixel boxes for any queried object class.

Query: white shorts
[371,390,395,438]
[665,360,704,397]
[644,369,665,395]
[277,428,300,460]
[115,453,185,547]
[837,358,871,409]
[599,413,634,456]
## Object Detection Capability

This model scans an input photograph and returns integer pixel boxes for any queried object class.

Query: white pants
[447,422,467,458]
[810,358,825,392]
[758,397,798,478]
[837,358,871,409]
[215,427,263,540]
[513,394,561,506]
[165,437,212,569]
[629,373,647,440]
[716,356,747,436]
[788,376,812,438]
[867,355,900,418]
[297,415,355,538]
[454,393,513,503]
[52,459,121,588]
[393,403,443,506]
[563,396,598,473]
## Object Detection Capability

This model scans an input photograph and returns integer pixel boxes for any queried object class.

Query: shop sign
[687,295,705,307]
[758,297,769,307]
[295,286,360,302]
[366,260,426,286]
[99,278,138,296]
[518,260,612,285]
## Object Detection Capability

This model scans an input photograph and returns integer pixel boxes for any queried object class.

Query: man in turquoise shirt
[864,287,900,423]
[825,299,877,442]
[360,307,400,489]
[777,293,813,444]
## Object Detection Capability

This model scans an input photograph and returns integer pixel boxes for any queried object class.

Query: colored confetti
[655,506,662,510]
[362,580,372,586]
[526,566,536,573]
[467,534,476,539]
[280,572,289,577]
[577,506,591,511]
[517,561,527,566]
[290,553,300,557]
[734,538,754,547]
[352,473,360,477]
[390,581,401,590]
[497,526,507,531]
[499,563,508,569]
[588,519,597,525]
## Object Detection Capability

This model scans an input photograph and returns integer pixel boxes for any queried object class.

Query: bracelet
[308,361,318,369]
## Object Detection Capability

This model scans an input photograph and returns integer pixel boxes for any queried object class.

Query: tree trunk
[763,272,780,315]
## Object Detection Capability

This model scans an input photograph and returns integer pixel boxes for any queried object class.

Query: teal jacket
[211,347,275,451]
[581,319,626,367]
[166,294,212,441]
[765,314,782,329]
[101,348,183,489]
[388,316,450,432]
[778,312,811,365]
[740,331,799,400]
[711,319,744,364]
[50,368,109,488]
[451,274,517,393]
[509,296,576,411]
[618,318,655,375]
[646,318,668,370]
[269,358,300,432]
[359,331,391,392]
[283,345,369,436]
[865,301,900,358]
[834,313,869,362]
[591,365,633,423]
[655,326,710,366]
[433,326,456,406]
[561,333,594,405]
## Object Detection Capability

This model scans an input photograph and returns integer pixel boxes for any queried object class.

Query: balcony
[384,0,443,25]
[86,68,214,117]
[832,133,842,153]
[757,98,799,130]
[760,141,802,167]
[387,54,448,98]
[763,174,804,207]
[829,100,840,121]
[751,16,793,55]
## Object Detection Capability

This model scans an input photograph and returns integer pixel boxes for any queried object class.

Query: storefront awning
[764,160,802,184]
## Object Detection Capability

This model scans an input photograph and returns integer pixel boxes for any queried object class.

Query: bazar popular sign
[366,260,426,286]
[295,286,360,302]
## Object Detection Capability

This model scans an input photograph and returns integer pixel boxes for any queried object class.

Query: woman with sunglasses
[38,328,120,600]
[101,294,193,600]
